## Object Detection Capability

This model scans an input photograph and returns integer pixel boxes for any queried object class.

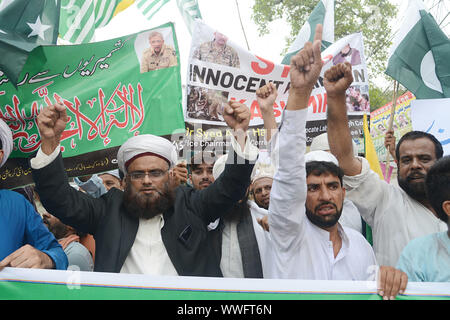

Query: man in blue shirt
[0,119,67,271]
[397,155,450,282]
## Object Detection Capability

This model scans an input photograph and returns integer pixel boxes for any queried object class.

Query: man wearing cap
[208,153,270,279]
[309,132,363,234]
[140,31,177,73]
[98,170,123,191]
[264,25,407,299]
[326,62,446,267]
[0,119,67,271]
[249,162,275,211]
[31,100,257,276]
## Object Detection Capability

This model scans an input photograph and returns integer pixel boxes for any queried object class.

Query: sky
[95,0,291,76]
[95,0,449,89]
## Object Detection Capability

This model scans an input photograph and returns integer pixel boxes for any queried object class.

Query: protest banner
[0,267,449,300]
[0,22,185,189]
[369,91,415,161]
[411,98,450,156]
[178,20,370,162]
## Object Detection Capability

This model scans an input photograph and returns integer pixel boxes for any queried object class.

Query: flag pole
[384,80,399,178]
[235,0,251,51]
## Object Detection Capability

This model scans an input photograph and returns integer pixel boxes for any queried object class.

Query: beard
[224,196,250,223]
[123,180,175,220]
[44,220,68,240]
[255,198,269,210]
[397,172,427,203]
[305,201,342,229]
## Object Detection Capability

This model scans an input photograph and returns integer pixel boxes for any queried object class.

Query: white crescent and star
[420,50,444,93]
[27,16,52,40]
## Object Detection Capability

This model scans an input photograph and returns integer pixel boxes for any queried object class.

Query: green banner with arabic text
[0,22,185,189]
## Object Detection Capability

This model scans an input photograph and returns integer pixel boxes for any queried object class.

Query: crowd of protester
[0,25,448,300]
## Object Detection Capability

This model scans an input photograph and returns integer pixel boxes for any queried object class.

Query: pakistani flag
[176,0,202,34]
[0,0,60,86]
[385,0,450,99]
[281,0,334,65]
[59,0,132,44]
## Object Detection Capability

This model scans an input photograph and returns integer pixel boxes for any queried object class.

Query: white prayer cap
[100,169,121,181]
[310,132,330,152]
[251,161,275,184]
[212,153,228,180]
[310,132,358,156]
[117,134,178,174]
[305,150,339,166]
[0,118,13,168]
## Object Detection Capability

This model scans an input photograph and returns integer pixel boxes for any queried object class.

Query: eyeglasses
[128,169,168,181]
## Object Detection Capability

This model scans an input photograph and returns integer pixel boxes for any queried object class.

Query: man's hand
[377,266,408,300]
[287,24,323,110]
[257,215,270,232]
[256,82,278,141]
[36,103,69,155]
[384,130,397,160]
[323,62,353,99]
[0,244,55,271]
[223,100,250,132]
[325,62,361,176]
[169,161,188,188]
[256,82,278,114]
[223,100,251,152]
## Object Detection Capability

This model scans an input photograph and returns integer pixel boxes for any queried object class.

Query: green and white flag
[59,0,122,44]
[0,0,60,86]
[175,0,202,34]
[0,22,184,189]
[281,0,334,65]
[385,0,450,99]
[136,0,170,20]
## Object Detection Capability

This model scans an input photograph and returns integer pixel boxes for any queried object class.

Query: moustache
[139,187,164,196]
[314,201,338,213]
[406,172,426,181]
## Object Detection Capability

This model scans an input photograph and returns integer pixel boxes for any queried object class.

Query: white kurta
[120,215,178,275]
[340,198,363,234]
[343,157,447,266]
[247,200,272,277]
[266,108,377,280]
[220,220,244,278]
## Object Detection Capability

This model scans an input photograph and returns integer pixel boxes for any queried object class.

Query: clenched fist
[223,100,250,133]
[256,82,278,114]
[323,62,354,99]
[36,103,69,155]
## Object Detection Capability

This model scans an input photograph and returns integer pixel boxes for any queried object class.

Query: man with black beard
[266,25,408,300]
[326,63,446,267]
[31,100,257,276]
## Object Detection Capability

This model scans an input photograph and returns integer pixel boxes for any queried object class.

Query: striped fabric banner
[59,0,127,44]
[136,0,170,20]
[1,268,449,300]
[175,0,202,33]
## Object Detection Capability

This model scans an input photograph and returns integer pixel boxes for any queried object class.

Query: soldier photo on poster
[186,85,229,122]
[135,27,178,73]
[193,31,240,68]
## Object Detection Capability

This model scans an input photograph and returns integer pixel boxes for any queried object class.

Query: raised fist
[256,82,278,113]
[223,100,250,133]
[36,103,69,155]
[323,62,354,98]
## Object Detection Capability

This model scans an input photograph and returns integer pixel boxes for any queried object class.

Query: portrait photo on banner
[134,27,178,73]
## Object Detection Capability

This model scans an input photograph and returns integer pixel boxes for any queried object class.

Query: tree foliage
[369,84,408,112]
[251,0,398,81]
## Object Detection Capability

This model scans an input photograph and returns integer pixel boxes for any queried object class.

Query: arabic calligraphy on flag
[0,22,185,189]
